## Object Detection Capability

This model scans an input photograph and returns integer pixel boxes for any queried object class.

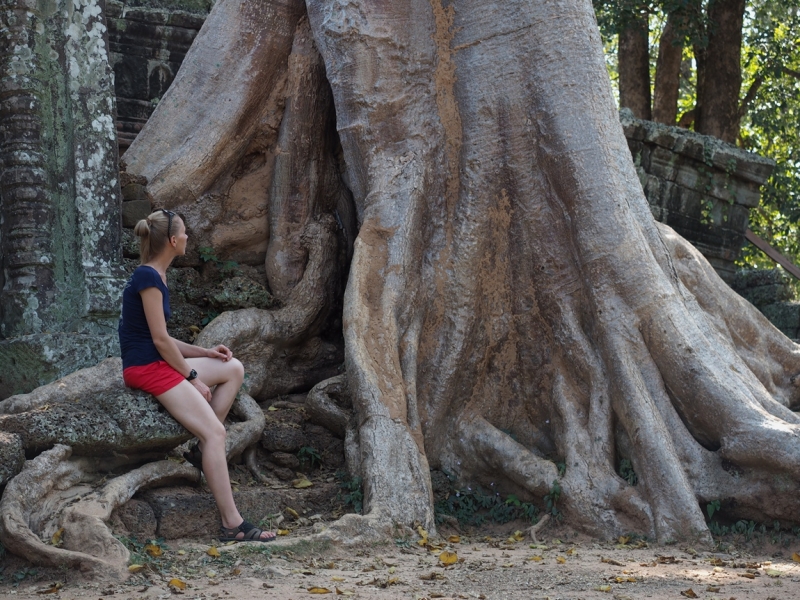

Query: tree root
[528,514,550,544]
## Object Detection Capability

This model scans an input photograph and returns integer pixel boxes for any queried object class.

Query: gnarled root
[197,216,344,400]
[305,375,361,478]
[224,391,266,460]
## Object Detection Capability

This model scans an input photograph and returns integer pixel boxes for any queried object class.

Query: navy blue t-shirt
[119,266,171,369]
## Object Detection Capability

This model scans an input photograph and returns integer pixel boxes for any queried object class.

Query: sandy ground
[1,523,799,600]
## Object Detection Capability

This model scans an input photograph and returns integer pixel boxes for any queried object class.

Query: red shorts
[123,360,185,396]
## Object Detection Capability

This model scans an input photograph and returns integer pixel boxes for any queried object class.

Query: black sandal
[219,520,276,543]
[183,443,203,472]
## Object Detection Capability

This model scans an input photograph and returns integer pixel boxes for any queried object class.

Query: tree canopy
[593,0,800,268]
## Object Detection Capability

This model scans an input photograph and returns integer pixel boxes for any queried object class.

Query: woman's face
[172,218,188,255]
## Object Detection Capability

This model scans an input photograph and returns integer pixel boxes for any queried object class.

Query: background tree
[594,0,800,267]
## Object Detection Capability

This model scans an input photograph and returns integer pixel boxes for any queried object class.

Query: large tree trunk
[652,11,684,125]
[4,0,800,575]
[618,12,652,120]
[694,0,746,143]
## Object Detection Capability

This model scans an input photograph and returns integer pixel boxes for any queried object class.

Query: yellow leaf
[128,564,145,573]
[439,550,458,565]
[231,567,241,576]
[556,556,566,564]
[293,478,313,489]
[286,507,300,518]
[168,578,187,590]
[594,584,612,592]
[331,576,345,582]
[35,582,63,595]
[144,543,162,557]
[387,577,399,585]
[739,573,756,579]
[308,587,332,594]
[178,549,186,555]
[792,552,800,563]
[618,536,630,545]
[448,535,461,544]
[50,528,64,547]
[417,525,428,538]
[765,569,782,578]
[268,405,279,411]
[680,589,697,598]
[206,547,221,557]
[502,563,514,568]
[528,555,543,562]
[706,586,720,592]
[510,531,524,542]
[335,588,354,596]
[388,566,396,574]
[566,547,576,555]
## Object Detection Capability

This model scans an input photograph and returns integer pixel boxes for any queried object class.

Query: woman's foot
[219,520,277,543]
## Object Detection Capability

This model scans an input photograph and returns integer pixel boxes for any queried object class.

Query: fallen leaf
[231,567,241,576]
[738,573,756,579]
[168,578,187,590]
[388,566,396,574]
[128,564,144,573]
[706,586,720,592]
[594,584,612,592]
[439,550,458,565]
[387,577,399,585]
[618,536,630,545]
[556,556,566,564]
[601,557,625,566]
[566,547,577,555]
[206,547,221,557]
[509,531,525,542]
[419,572,446,581]
[35,583,62,595]
[502,563,514,568]
[278,529,290,536]
[335,588,354,596]
[293,478,313,489]
[680,589,697,598]
[144,543,162,557]
[308,587,332,594]
[177,549,186,555]
[268,405,279,411]
[765,569,782,578]
[657,555,679,564]
[206,570,218,578]
[793,552,800,563]
[448,535,461,544]
[331,576,345,582]
[51,528,64,547]
[528,555,543,562]
[709,558,727,566]
[286,507,300,518]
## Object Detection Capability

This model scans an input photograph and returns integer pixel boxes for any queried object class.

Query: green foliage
[12,567,38,587]
[434,485,540,527]
[116,535,168,566]
[544,480,562,518]
[706,498,721,519]
[297,446,322,470]
[618,458,639,486]
[200,310,219,326]
[198,246,217,263]
[336,471,363,514]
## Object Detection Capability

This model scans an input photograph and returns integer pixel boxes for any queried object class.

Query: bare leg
[156,380,273,540]
[186,356,245,422]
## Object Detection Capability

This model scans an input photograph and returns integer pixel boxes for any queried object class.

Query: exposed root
[196,217,343,400]
[528,514,550,543]
[314,508,402,547]
[305,375,350,439]
[0,358,123,415]
[244,446,271,484]
[224,391,266,460]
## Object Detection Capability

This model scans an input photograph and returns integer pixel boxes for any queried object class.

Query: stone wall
[106,0,211,153]
[0,0,126,398]
[621,110,776,283]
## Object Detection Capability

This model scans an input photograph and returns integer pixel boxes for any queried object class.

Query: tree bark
[618,12,652,120]
[652,11,684,125]
[694,0,746,143]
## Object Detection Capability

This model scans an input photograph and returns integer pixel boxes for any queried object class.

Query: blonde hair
[134,209,175,263]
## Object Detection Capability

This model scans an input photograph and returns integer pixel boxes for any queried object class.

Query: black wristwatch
[186,369,198,381]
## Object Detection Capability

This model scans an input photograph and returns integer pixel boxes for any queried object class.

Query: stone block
[647,147,678,180]
[140,482,338,539]
[113,498,158,539]
[0,432,25,485]
[0,333,120,400]
[122,199,152,227]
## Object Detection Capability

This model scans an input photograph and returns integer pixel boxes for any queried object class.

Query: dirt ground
[1,521,799,600]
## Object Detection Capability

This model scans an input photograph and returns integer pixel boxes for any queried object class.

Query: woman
[119,208,275,542]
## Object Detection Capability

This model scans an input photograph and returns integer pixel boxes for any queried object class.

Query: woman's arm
[141,287,213,401]
[173,338,233,362]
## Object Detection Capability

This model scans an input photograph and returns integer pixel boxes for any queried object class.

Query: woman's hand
[206,344,233,362]
[191,378,213,402]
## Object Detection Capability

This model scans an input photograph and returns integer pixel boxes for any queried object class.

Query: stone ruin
[0,0,788,398]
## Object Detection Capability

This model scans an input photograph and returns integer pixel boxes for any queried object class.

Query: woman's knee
[203,421,227,446]
[228,357,244,384]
